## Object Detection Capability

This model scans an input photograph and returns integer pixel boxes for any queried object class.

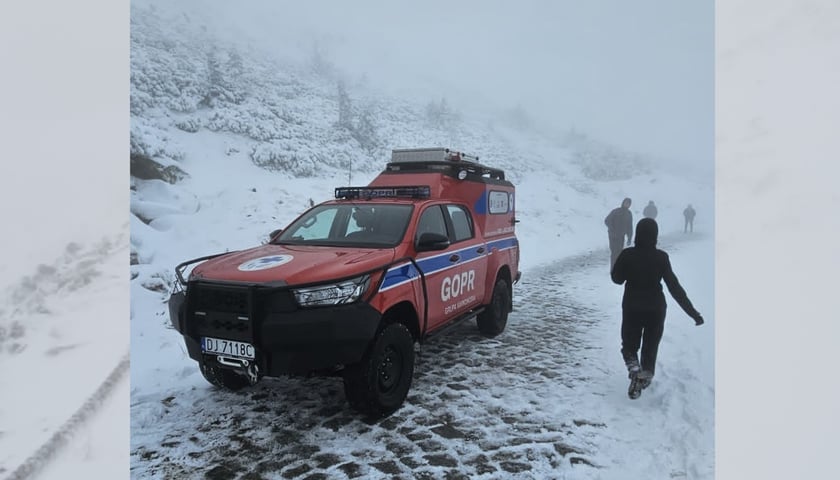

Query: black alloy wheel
[477,277,511,337]
[343,323,415,417]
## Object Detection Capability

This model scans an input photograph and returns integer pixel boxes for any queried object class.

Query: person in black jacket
[604,197,633,269]
[611,218,704,398]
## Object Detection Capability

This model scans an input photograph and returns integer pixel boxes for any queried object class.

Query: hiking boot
[638,370,653,389]
[624,358,640,379]
[628,370,653,399]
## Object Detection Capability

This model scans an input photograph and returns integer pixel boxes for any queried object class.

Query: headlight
[292,275,371,307]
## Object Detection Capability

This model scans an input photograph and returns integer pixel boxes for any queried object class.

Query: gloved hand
[693,313,704,326]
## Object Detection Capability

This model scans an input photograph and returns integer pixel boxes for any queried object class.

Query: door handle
[449,254,460,263]
[476,246,486,254]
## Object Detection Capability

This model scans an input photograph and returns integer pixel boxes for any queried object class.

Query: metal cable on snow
[2,351,130,480]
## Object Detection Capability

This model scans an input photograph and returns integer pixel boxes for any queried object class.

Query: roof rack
[335,185,431,200]
[386,148,505,180]
[391,147,479,164]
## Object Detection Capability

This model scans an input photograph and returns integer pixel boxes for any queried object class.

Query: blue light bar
[335,186,431,200]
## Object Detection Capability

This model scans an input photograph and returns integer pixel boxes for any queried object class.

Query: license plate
[202,337,255,360]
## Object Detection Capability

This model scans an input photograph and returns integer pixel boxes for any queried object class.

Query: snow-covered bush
[174,117,201,133]
[130,2,654,186]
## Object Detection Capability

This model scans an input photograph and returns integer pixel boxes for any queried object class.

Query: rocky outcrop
[130,152,188,184]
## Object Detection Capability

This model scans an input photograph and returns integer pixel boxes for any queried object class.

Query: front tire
[200,363,252,391]
[343,323,415,417]
[477,277,511,337]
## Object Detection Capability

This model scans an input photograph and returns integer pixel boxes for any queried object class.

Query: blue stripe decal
[380,263,421,291]
[378,237,517,292]
[473,191,488,215]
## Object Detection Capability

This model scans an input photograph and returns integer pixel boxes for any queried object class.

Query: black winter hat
[635,218,658,248]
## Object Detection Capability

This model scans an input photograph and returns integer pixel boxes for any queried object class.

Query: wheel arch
[380,301,421,341]
[491,265,512,306]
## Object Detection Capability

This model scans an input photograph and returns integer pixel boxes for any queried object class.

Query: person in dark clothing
[611,218,704,398]
[605,197,633,269]
[683,204,696,233]
[643,201,658,219]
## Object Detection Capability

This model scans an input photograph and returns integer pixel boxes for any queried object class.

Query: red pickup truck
[168,148,521,416]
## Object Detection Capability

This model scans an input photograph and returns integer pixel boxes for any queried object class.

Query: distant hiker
[683,204,696,233]
[611,218,704,399]
[604,197,633,268]
[309,198,315,207]
[643,201,658,219]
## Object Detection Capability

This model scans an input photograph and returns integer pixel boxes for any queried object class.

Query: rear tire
[200,363,251,391]
[477,277,510,337]
[343,323,415,417]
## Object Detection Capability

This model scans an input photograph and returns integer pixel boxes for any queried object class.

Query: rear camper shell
[368,148,517,239]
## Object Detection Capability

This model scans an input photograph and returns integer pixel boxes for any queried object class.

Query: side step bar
[421,307,486,343]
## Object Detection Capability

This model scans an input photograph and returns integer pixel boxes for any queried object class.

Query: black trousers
[621,308,666,376]
[608,234,624,268]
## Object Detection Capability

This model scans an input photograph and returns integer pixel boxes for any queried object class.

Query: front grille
[194,315,251,335]
[193,287,248,314]
[187,284,254,342]
[185,283,300,343]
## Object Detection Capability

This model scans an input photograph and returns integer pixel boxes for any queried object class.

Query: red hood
[190,244,396,285]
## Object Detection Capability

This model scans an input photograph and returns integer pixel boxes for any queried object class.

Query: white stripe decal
[416,242,486,263]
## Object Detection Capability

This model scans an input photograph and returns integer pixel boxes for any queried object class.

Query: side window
[488,190,511,214]
[446,205,473,242]
[415,206,447,243]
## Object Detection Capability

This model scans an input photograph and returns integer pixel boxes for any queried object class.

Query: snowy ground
[130,229,713,479]
[38,358,130,480]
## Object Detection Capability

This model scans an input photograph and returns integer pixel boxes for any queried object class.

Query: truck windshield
[274,204,413,248]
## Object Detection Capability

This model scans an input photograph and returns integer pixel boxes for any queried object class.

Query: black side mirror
[268,229,283,242]
[416,232,450,251]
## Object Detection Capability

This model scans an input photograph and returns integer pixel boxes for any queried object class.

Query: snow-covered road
[129,232,713,479]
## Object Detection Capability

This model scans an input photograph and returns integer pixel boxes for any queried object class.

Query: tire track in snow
[2,351,129,480]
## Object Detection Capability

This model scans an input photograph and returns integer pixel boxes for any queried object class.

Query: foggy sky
[157,0,713,170]
[1,0,126,273]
